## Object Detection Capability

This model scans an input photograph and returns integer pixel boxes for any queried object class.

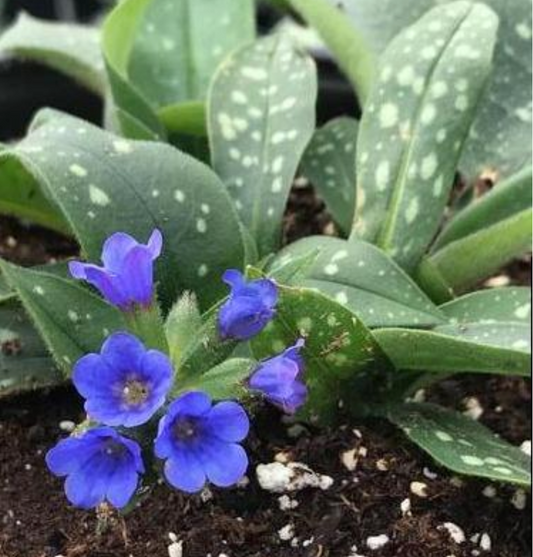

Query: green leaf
[286,0,376,103]
[250,282,394,424]
[386,402,531,486]
[0,12,105,95]
[0,139,70,234]
[300,117,357,234]
[429,208,532,292]
[208,34,317,258]
[268,236,445,328]
[0,260,125,376]
[335,0,532,182]
[175,358,254,400]
[2,109,245,311]
[351,2,498,270]
[0,300,62,398]
[434,165,533,250]
[440,287,531,324]
[165,292,202,365]
[129,0,255,108]
[373,327,530,377]
[102,0,165,139]
[158,101,207,137]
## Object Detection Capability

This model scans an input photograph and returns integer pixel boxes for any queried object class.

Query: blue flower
[155,391,249,493]
[69,229,162,311]
[73,332,173,427]
[46,427,144,509]
[249,339,307,414]
[218,269,278,340]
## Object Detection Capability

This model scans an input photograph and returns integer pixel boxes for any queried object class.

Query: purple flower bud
[46,427,144,509]
[249,339,307,414]
[218,269,278,340]
[69,229,162,311]
[155,391,249,493]
[73,331,173,427]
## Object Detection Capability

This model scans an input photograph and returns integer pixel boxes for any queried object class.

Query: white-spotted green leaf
[129,0,255,109]
[335,0,532,182]
[208,34,317,257]
[0,12,105,95]
[301,117,357,234]
[268,236,445,328]
[175,358,254,400]
[0,109,245,311]
[386,402,531,486]
[0,300,62,398]
[351,2,498,270]
[433,165,533,250]
[0,260,126,376]
[441,288,531,324]
[250,280,394,424]
[429,208,532,292]
[373,327,530,377]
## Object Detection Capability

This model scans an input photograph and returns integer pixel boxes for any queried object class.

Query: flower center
[122,379,149,406]
[102,439,126,458]
[173,417,199,441]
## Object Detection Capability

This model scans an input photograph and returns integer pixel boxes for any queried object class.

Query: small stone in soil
[511,488,527,510]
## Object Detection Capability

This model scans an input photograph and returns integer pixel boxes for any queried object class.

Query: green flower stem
[413,257,455,305]
[285,0,375,105]
[125,303,168,353]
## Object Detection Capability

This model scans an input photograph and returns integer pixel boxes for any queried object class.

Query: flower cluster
[47,230,308,510]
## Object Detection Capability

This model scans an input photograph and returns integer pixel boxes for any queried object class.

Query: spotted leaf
[250,280,394,424]
[0,299,62,398]
[301,117,357,234]
[0,109,245,310]
[208,34,317,257]
[0,261,125,376]
[0,12,105,95]
[268,236,445,328]
[351,2,498,270]
[373,327,530,377]
[386,402,531,486]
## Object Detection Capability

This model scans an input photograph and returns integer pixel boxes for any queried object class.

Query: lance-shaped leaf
[0,260,126,376]
[440,288,531,324]
[268,236,445,328]
[250,281,394,424]
[373,327,530,377]
[351,2,498,270]
[433,165,533,250]
[129,0,255,109]
[386,402,531,486]
[0,109,245,310]
[208,34,317,257]
[335,0,532,182]
[0,300,62,398]
[300,117,357,234]
[0,12,105,95]
[429,208,532,292]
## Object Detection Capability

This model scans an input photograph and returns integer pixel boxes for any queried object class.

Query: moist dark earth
[0,194,531,557]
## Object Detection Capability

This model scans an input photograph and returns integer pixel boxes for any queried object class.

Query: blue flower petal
[45,436,96,477]
[198,438,248,488]
[101,232,138,272]
[207,401,249,443]
[164,449,206,493]
[166,391,212,420]
[105,460,139,509]
[246,278,278,307]
[72,353,117,400]
[147,229,163,259]
[222,269,246,290]
[100,332,145,373]
[83,265,129,309]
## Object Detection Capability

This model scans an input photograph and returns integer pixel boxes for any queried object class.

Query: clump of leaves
[0,0,530,494]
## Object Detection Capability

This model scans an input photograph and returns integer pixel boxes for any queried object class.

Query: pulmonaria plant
[46,230,307,509]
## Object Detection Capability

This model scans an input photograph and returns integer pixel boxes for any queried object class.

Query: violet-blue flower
[155,391,249,493]
[69,229,162,311]
[249,338,307,414]
[46,427,144,509]
[73,331,173,427]
[218,269,278,340]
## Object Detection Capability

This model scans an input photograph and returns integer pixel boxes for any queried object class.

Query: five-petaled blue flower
[46,427,144,509]
[73,331,173,427]
[249,338,307,414]
[69,229,162,311]
[155,391,249,493]
[218,269,278,340]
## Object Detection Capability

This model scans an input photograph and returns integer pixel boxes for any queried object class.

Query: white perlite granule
[256,462,333,493]
[278,523,295,541]
[167,540,183,557]
[439,522,466,544]
[520,440,531,456]
[365,534,389,550]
